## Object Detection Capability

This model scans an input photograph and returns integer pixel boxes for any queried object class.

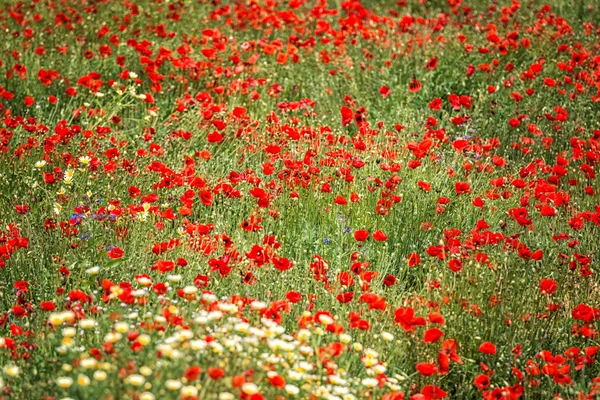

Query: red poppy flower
[334,196,347,205]
[372,230,388,241]
[40,301,56,311]
[479,342,497,355]
[455,182,471,194]
[395,307,426,331]
[426,57,438,70]
[383,274,397,287]
[572,304,600,323]
[382,393,405,400]
[539,279,557,295]
[267,373,286,387]
[185,366,201,381]
[336,292,354,303]
[472,197,485,208]
[379,85,392,99]
[474,374,490,390]
[338,272,354,287]
[408,252,421,267]
[421,385,448,399]
[341,106,353,126]
[428,312,445,325]
[416,362,437,376]
[418,181,432,192]
[207,131,223,143]
[15,204,29,214]
[448,259,463,272]
[424,328,444,343]
[107,247,124,259]
[429,98,442,110]
[409,78,422,93]
[354,229,369,242]
[207,367,225,380]
[273,256,293,271]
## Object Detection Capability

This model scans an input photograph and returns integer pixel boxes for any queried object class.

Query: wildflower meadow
[0,0,600,399]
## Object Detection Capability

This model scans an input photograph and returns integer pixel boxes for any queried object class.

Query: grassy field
[1,0,600,398]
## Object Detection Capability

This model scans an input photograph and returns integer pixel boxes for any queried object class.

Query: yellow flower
[362,378,379,388]
[4,365,19,377]
[138,334,151,346]
[362,357,378,367]
[285,384,300,395]
[79,358,97,369]
[62,311,75,322]
[183,285,197,295]
[62,327,76,337]
[317,314,333,325]
[241,382,259,395]
[104,332,122,343]
[181,386,198,397]
[114,322,129,333]
[56,377,73,388]
[93,371,107,381]
[49,313,64,326]
[373,365,387,374]
[166,380,182,390]
[126,374,145,386]
[296,329,311,342]
[364,349,379,358]
[77,374,90,387]
[64,169,74,185]
[79,319,95,330]
[250,301,267,310]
